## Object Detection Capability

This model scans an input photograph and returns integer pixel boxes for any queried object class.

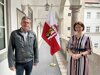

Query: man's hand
[33,63,38,66]
[9,67,16,71]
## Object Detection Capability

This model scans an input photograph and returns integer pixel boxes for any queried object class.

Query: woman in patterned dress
[67,21,92,75]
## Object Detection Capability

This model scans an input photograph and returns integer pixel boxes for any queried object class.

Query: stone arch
[58,0,83,35]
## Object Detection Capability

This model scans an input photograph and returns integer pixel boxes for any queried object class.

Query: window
[68,13,71,16]
[94,43,98,48]
[96,26,99,32]
[0,1,5,50]
[67,27,70,30]
[86,26,90,32]
[87,12,91,19]
[0,28,5,49]
[96,12,100,19]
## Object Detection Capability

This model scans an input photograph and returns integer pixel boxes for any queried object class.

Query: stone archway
[59,0,83,35]
[58,0,84,60]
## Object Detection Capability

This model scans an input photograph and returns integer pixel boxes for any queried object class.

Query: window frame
[95,26,99,32]
[96,12,100,19]
[94,43,98,48]
[87,12,91,19]
[86,26,90,32]
[0,0,7,50]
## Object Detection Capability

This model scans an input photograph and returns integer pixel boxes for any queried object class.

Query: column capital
[70,5,81,12]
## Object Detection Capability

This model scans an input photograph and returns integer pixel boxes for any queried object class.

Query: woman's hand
[72,54,81,60]
[71,54,76,60]
[81,51,89,56]
[75,54,82,59]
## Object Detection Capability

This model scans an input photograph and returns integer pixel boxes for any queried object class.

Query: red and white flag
[42,11,61,55]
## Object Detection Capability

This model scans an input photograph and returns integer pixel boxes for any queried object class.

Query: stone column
[70,5,81,35]
[57,18,63,35]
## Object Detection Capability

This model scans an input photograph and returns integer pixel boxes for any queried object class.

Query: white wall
[62,0,71,40]
[10,0,35,31]
[10,0,23,31]
[84,7,100,28]
[84,4,100,49]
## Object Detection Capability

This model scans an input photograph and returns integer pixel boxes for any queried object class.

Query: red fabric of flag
[42,11,61,55]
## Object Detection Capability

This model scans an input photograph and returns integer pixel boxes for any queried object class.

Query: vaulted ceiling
[26,0,66,25]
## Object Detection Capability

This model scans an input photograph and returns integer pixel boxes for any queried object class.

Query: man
[8,16,39,75]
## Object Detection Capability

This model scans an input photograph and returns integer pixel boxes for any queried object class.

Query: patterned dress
[67,34,92,75]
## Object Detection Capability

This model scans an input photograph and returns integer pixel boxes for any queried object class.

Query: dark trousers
[16,60,33,75]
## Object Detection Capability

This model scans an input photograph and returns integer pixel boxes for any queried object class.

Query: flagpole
[42,10,61,67]
[49,55,56,67]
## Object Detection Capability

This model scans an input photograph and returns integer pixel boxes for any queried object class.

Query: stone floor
[32,40,61,75]
[0,40,66,75]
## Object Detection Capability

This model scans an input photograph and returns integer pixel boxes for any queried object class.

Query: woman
[67,21,92,75]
